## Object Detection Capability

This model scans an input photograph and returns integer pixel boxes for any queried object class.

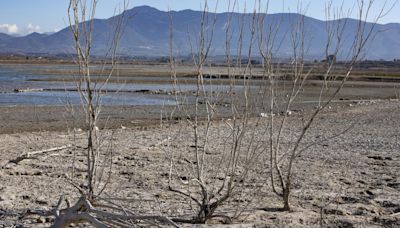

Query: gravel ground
[0,99,399,227]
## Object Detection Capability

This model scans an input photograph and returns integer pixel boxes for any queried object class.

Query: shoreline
[0,97,395,134]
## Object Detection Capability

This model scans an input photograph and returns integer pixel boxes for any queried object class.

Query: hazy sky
[0,0,398,35]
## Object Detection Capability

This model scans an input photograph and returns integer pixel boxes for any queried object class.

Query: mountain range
[0,6,399,60]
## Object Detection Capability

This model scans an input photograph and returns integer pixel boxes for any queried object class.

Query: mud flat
[0,78,399,134]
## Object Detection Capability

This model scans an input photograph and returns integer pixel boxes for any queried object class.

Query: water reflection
[0,66,177,106]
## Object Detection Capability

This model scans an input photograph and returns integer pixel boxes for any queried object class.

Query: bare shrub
[47,0,178,226]
[164,1,267,223]
[257,0,392,211]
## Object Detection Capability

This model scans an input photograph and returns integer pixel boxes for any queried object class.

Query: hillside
[0,6,399,60]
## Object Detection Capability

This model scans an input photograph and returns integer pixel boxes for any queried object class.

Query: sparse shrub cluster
[22,0,391,226]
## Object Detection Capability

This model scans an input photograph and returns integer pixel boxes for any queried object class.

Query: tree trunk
[283,187,290,211]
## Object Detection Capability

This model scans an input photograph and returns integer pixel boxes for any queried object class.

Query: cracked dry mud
[0,100,399,227]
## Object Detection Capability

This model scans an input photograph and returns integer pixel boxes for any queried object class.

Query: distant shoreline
[0,62,399,134]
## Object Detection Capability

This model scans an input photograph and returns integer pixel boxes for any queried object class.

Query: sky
[0,0,399,35]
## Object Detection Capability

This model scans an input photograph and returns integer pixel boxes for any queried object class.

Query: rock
[4,162,16,169]
[259,113,268,118]
[373,216,400,227]
[353,207,367,216]
[367,155,384,160]
[336,219,355,228]
[365,190,374,196]
[35,197,48,205]
[120,170,134,176]
[383,175,393,182]
[32,171,43,176]
[378,200,399,208]
[357,179,367,184]
[22,195,30,200]
[154,192,167,198]
[36,217,46,223]
[339,178,352,185]
[180,176,188,181]
[124,155,135,161]
[354,206,378,216]
[341,196,359,204]
[45,217,54,223]
[324,208,345,215]
[388,182,400,188]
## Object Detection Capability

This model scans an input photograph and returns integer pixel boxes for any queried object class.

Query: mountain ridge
[0,6,399,60]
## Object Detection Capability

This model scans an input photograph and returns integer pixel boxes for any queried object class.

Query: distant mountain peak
[129,5,160,13]
[0,6,398,60]
[24,32,48,38]
[27,32,41,36]
[0,32,12,37]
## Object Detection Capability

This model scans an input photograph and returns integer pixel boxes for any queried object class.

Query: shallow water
[0,91,178,106]
[0,65,177,106]
[0,64,251,106]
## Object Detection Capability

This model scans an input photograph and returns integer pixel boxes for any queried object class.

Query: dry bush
[27,0,393,226]
[165,0,393,224]
[164,1,267,223]
[47,0,178,226]
[257,0,392,211]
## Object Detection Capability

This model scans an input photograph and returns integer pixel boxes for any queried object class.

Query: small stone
[365,190,374,196]
[367,155,384,160]
[341,196,359,204]
[180,176,188,181]
[378,200,398,208]
[22,195,30,200]
[45,217,54,223]
[33,171,43,176]
[373,216,400,226]
[4,163,16,169]
[336,219,355,228]
[35,198,48,205]
[36,217,46,223]
[353,208,366,216]
[324,208,345,215]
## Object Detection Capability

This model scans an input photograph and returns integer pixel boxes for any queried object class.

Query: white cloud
[0,23,19,34]
[27,23,41,33]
